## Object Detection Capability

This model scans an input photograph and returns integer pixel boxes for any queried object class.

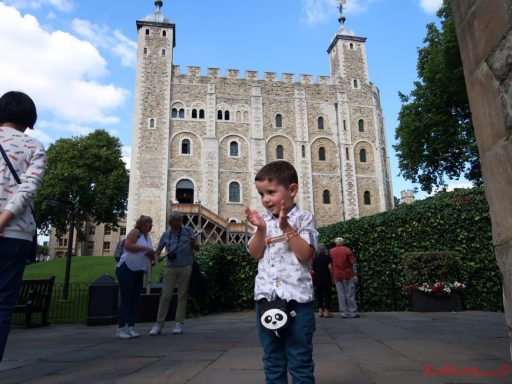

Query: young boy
[245,160,318,383]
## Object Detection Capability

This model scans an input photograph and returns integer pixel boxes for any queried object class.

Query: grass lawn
[23,256,166,284]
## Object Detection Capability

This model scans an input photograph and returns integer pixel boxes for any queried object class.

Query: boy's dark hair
[0,91,38,129]
[255,160,298,188]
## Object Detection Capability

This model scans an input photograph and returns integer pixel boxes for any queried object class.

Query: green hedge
[319,187,502,312]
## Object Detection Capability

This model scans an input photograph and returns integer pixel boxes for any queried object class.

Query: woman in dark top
[312,243,333,317]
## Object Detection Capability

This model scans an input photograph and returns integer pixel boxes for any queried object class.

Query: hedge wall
[187,187,502,315]
[319,187,502,312]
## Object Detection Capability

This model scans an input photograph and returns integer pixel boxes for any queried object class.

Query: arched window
[162,30,167,37]
[171,108,178,118]
[353,79,358,88]
[191,109,197,119]
[229,141,239,157]
[224,110,230,121]
[143,47,147,55]
[319,147,326,161]
[275,114,282,128]
[276,145,284,159]
[162,49,166,56]
[364,191,371,205]
[181,139,191,155]
[318,116,324,130]
[145,29,149,35]
[217,110,223,120]
[199,109,205,119]
[149,118,155,129]
[302,145,305,158]
[243,111,249,122]
[358,119,364,132]
[323,190,331,204]
[350,43,354,49]
[359,148,367,162]
[236,111,241,121]
[229,182,241,202]
[178,109,185,118]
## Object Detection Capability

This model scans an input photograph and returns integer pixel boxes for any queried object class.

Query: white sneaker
[128,327,140,338]
[115,327,132,339]
[172,322,183,335]
[149,324,162,336]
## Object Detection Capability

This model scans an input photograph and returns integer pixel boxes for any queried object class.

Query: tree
[35,130,129,236]
[394,0,482,193]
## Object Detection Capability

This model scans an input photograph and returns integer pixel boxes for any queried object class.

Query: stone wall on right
[452,0,512,358]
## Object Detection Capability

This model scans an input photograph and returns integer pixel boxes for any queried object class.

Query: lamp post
[62,196,79,301]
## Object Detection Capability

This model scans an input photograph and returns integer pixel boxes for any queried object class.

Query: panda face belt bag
[259,298,296,336]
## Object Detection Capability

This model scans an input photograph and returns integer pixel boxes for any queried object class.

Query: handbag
[0,144,38,263]
[258,296,296,336]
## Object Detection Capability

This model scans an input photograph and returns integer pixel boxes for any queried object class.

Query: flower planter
[410,290,464,312]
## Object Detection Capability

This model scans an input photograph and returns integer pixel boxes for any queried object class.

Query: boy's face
[255,178,298,216]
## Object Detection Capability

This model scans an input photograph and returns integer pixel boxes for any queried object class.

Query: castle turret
[127,1,175,235]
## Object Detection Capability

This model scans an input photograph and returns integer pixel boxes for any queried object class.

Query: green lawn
[23,256,166,284]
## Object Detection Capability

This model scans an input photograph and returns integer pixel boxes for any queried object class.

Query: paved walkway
[0,311,509,384]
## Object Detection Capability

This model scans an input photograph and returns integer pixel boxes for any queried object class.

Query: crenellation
[318,76,330,85]
[300,74,313,84]
[264,72,276,81]
[187,66,200,76]
[245,70,258,80]
[226,69,239,79]
[282,73,295,84]
[208,68,220,78]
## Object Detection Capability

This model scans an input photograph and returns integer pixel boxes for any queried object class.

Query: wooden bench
[14,276,55,327]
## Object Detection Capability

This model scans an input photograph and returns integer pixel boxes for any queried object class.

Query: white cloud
[0,3,128,128]
[419,0,442,14]
[122,146,131,170]
[72,19,137,67]
[302,0,375,25]
[2,0,74,12]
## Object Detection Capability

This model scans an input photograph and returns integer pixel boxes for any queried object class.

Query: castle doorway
[176,179,194,203]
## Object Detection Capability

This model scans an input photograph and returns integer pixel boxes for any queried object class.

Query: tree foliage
[35,130,129,235]
[394,0,482,193]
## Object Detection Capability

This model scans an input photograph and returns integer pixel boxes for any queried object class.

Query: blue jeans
[116,262,144,328]
[0,237,31,361]
[256,300,316,384]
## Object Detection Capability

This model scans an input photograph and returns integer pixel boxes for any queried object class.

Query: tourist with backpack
[115,215,155,339]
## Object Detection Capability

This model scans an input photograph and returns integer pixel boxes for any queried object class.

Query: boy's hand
[278,200,293,232]
[244,207,266,232]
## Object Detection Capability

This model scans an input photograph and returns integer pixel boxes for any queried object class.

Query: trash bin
[87,274,119,326]
[137,284,177,323]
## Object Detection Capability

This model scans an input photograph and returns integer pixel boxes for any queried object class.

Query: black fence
[13,282,89,325]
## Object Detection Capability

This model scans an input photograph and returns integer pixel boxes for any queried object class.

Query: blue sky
[1,0,470,202]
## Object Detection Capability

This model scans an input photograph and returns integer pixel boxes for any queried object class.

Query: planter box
[410,290,464,312]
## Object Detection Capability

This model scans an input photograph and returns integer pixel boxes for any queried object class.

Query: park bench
[14,276,55,327]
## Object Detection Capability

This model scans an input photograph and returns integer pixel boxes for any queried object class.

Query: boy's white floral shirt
[251,205,318,303]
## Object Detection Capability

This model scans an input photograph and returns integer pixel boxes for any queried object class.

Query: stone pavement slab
[0,311,508,383]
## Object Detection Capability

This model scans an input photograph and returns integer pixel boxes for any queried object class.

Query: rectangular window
[120,227,126,236]
[103,242,110,251]
[87,241,94,250]
[89,227,96,235]
[104,227,111,235]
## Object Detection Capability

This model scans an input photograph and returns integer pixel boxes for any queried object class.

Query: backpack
[114,239,126,262]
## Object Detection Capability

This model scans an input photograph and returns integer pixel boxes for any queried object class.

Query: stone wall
[452,0,512,358]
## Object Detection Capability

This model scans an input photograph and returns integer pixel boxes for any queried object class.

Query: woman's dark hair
[0,91,38,129]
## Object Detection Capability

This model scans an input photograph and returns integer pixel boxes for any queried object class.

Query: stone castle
[127,0,394,237]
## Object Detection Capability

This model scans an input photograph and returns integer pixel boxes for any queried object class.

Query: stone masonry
[127,2,394,237]
[452,0,512,358]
